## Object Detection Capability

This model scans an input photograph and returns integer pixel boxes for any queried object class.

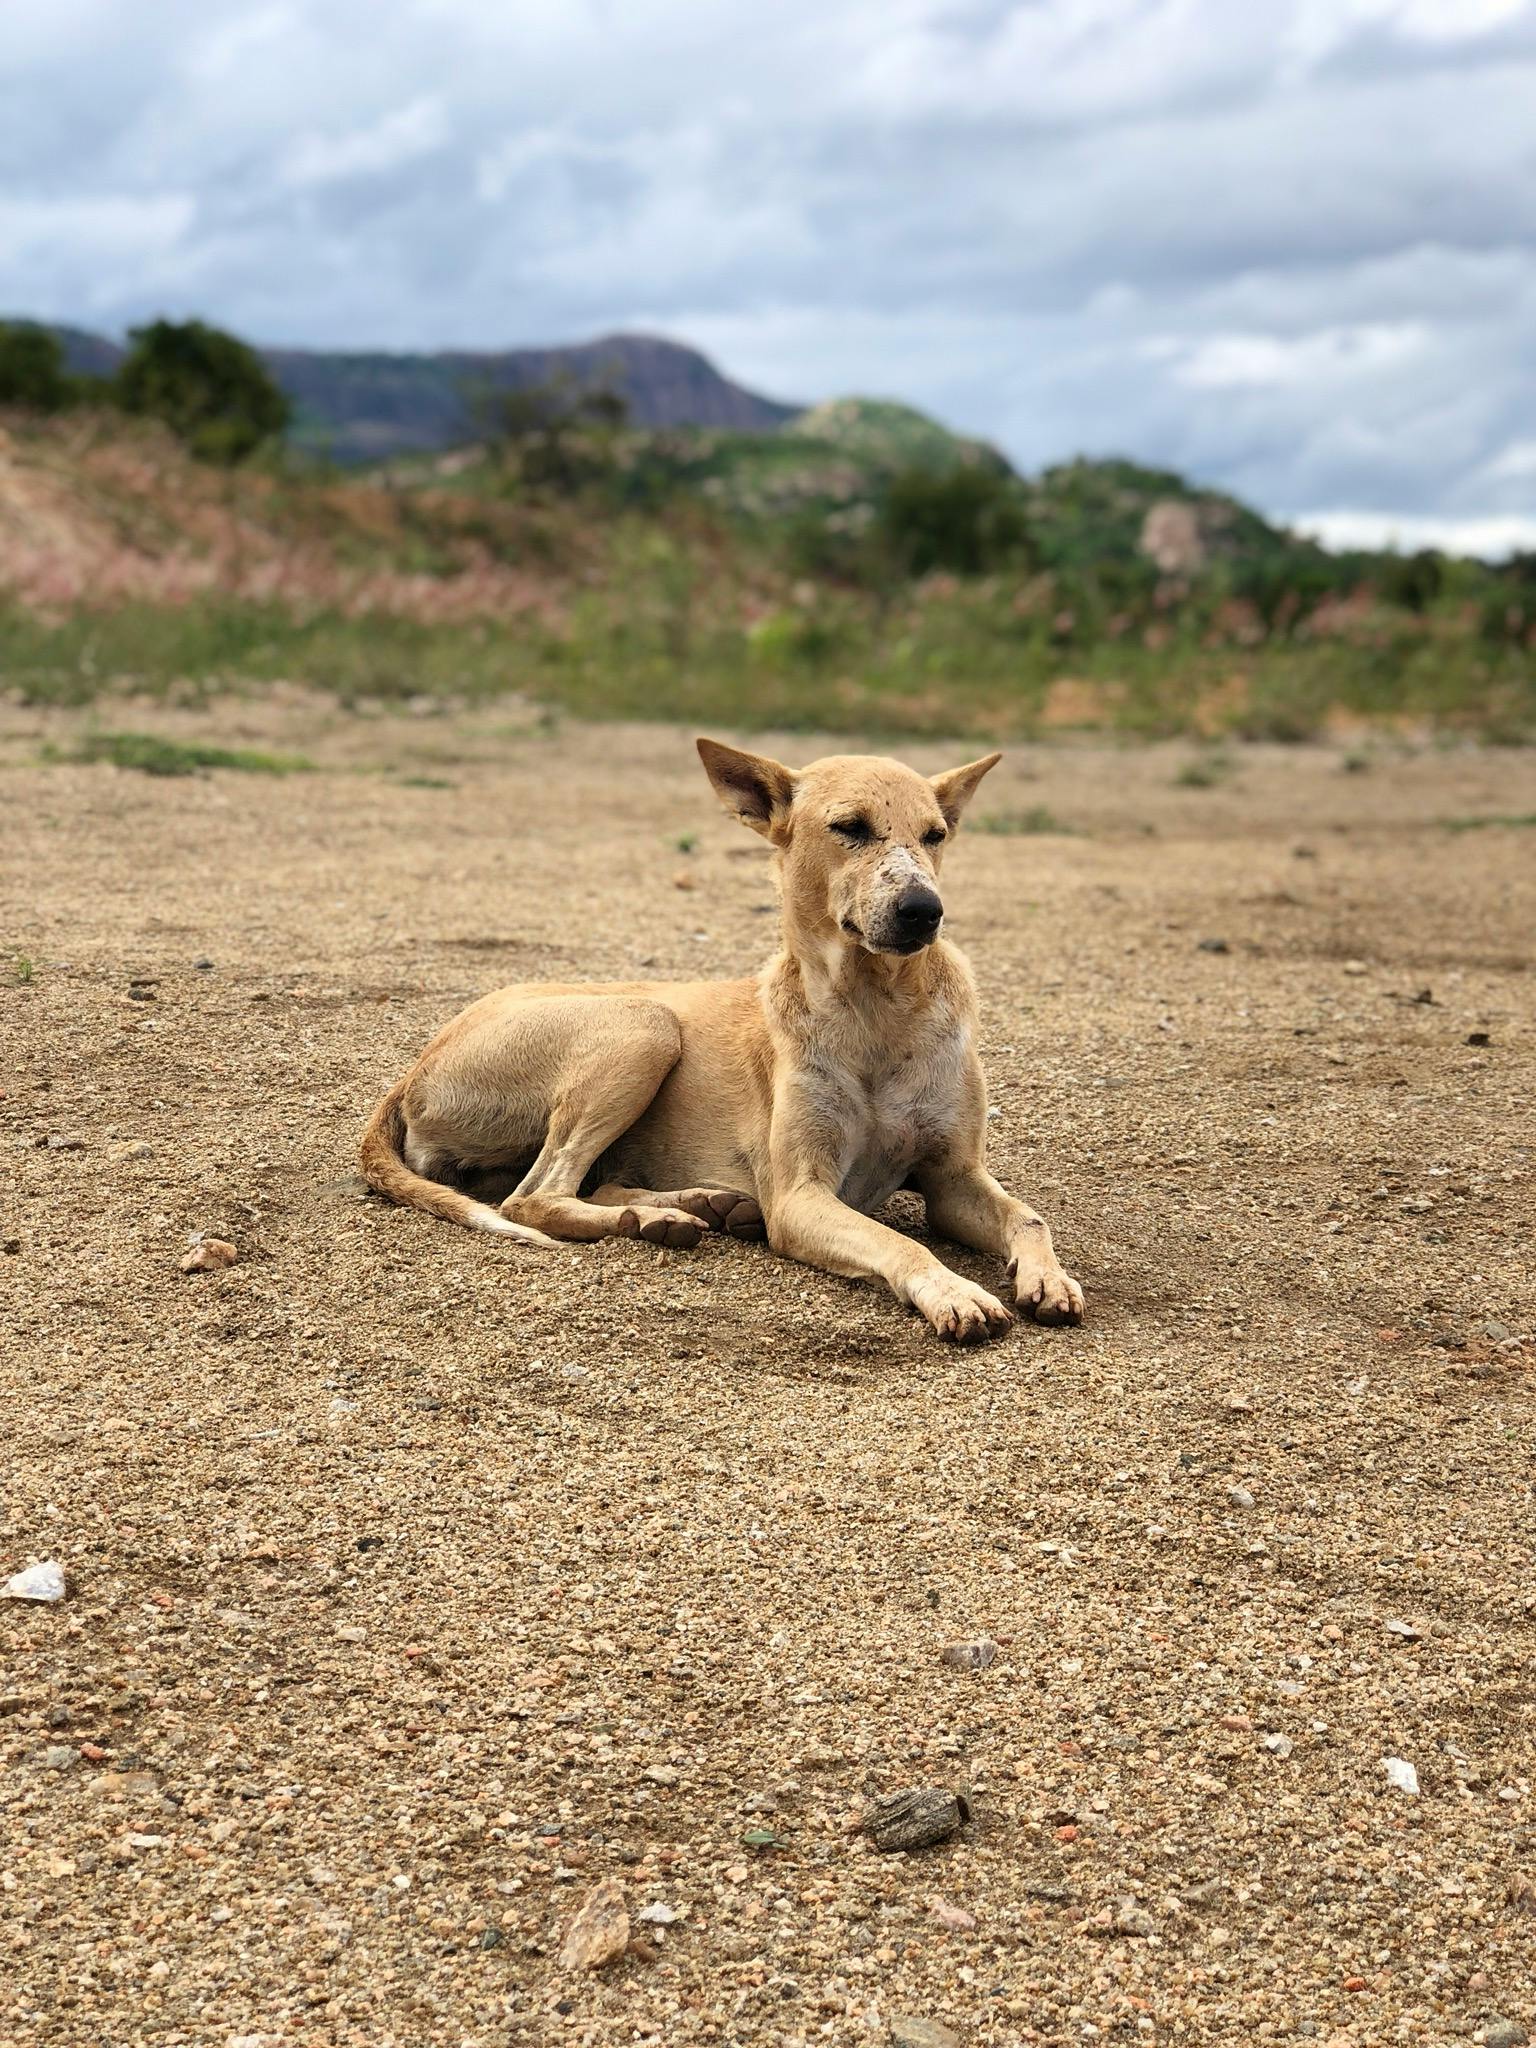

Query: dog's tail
[358,1081,555,1245]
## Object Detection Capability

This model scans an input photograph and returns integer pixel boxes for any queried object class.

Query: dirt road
[2,699,1534,2047]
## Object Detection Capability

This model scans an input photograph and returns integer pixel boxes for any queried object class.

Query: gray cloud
[3,0,1535,546]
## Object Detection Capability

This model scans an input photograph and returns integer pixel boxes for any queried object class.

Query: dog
[359,737,1083,1342]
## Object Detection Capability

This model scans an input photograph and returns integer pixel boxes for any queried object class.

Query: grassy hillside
[1,405,1532,743]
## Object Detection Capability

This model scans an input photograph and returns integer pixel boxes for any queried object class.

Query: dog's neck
[770,894,943,1024]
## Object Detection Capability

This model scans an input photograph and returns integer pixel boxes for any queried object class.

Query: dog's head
[697,738,999,956]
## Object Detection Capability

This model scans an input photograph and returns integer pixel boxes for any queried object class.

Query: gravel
[2,704,1534,2044]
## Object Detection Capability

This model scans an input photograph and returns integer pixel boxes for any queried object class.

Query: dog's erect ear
[696,737,797,840]
[930,751,1002,829]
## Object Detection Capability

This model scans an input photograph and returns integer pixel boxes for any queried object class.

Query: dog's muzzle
[864,886,943,954]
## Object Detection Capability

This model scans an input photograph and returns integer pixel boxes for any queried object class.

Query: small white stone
[2,1560,66,1603]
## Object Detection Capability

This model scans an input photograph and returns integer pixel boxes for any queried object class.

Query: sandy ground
[2,697,1534,2048]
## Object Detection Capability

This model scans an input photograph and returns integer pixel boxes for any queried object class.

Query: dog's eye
[922,826,947,846]
[830,817,873,843]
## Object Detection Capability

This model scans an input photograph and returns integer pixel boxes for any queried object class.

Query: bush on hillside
[114,319,290,464]
[477,375,628,494]
[876,464,1030,577]
[1377,548,1444,614]
[0,323,74,412]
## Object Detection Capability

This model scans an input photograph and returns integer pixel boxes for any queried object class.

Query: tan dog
[359,738,1083,1342]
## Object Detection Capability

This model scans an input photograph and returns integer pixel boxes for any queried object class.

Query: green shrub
[114,319,289,464]
[0,323,72,412]
[1377,549,1444,614]
[876,465,1030,577]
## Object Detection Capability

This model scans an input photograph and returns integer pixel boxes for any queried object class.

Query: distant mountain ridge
[44,324,797,462]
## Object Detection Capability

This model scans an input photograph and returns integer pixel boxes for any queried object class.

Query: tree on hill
[114,319,289,463]
[0,322,74,412]
[877,463,1030,577]
[475,372,628,493]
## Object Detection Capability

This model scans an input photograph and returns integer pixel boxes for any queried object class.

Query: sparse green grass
[397,774,457,789]
[972,804,1075,835]
[1439,811,1536,832]
[13,955,34,984]
[1341,750,1373,774]
[45,730,315,776]
[673,831,699,853]
[5,595,1532,747]
[1175,753,1234,789]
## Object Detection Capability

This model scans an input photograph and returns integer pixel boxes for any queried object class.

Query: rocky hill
[44,325,796,462]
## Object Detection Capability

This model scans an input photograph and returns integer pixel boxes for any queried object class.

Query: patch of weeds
[14,955,34,984]
[972,805,1076,835]
[46,731,315,777]
[397,774,457,789]
[1341,750,1372,774]
[673,830,699,853]
[1175,753,1233,789]
[1439,811,1536,832]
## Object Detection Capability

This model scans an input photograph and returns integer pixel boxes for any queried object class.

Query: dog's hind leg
[493,999,709,1249]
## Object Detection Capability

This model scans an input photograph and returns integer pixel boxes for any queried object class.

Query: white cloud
[1171,325,1429,390]
[0,194,193,266]
[1298,509,1536,556]
[281,99,448,189]
[1479,438,1536,480]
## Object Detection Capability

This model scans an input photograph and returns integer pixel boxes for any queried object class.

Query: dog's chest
[832,1036,964,1212]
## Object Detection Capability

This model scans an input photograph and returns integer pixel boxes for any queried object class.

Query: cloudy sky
[5,0,1536,550]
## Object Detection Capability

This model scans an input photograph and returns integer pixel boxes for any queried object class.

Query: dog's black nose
[893,887,944,937]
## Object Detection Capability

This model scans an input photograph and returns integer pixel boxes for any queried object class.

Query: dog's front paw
[910,1270,1013,1344]
[1011,1259,1085,1326]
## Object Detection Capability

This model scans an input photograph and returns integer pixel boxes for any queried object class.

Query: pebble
[46,1134,85,1151]
[193,956,214,970]
[180,1237,237,1273]
[334,1625,367,1643]
[1484,2025,1530,2048]
[634,1900,681,1926]
[862,1786,970,1852]
[110,1140,154,1162]
[1381,1756,1420,1795]
[925,1896,976,1931]
[559,1877,629,1971]
[1262,1733,1294,1758]
[890,2020,962,2048]
[2,1560,66,1603]
[1113,1896,1156,1936]
[1228,1486,1256,1509]
[940,1637,998,1672]
[1197,937,1230,953]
